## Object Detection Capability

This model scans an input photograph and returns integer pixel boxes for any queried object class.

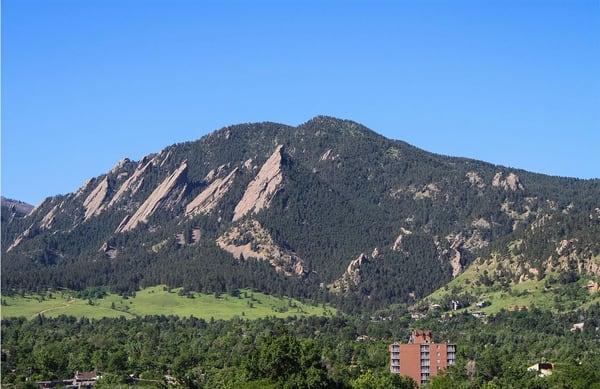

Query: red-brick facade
[389,330,456,386]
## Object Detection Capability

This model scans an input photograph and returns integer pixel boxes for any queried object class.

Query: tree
[351,370,416,389]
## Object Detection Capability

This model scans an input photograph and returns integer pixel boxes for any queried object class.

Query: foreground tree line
[1,303,599,388]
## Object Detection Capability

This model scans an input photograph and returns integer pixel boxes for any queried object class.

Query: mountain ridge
[2,116,599,312]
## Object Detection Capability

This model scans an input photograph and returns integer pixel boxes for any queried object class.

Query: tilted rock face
[7,225,34,252]
[39,204,59,230]
[185,168,238,216]
[329,253,368,293]
[216,219,306,277]
[492,172,524,191]
[7,202,61,252]
[109,158,131,174]
[107,159,153,208]
[232,145,284,221]
[73,179,93,200]
[116,161,188,233]
[392,227,412,251]
[83,177,109,220]
[320,149,338,161]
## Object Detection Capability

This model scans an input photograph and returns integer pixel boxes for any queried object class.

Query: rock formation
[233,146,284,221]
[320,149,338,161]
[40,204,59,230]
[185,168,238,216]
[466,171,485,189]
[414,183,440,200]
[329,253,368,293]
[83,177,109,220]
[492,172,524,191]
[116,161,188,232]
[392,227,412,251]
[107,159,153,208]
[216,219,306,276]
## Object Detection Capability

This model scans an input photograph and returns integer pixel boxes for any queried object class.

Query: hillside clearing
[0,285,335,320]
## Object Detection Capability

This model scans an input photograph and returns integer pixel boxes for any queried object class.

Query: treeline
[2,303,599,388]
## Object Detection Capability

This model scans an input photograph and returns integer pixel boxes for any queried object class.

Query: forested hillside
[3,116,599,311]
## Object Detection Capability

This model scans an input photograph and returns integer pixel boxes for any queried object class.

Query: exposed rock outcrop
[107,159,154,208]
[492,172,524,191]
[83,177,109,220]
[8,202,61,252]
[116,161,188,232]
[466,171,485,189]
[175,233,186,246]
[40,204,59,230]
[191,228,202,244]
[392,227,412,251]
[6,225,32,252]
[99,242,118,259]
[320,149,338,161]
[73,179,93,200]
[471,218,491,229]
[185,168,238,216]
[446,230,490,277]
[414,183,440,200]
[243,158,254,170]
[501,200,534,230]
[329,253,368,293]
[109,158,131,174]
[233,146,284,221]
[216,219,306,276]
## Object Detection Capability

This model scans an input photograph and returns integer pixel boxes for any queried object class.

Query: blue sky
[2,0,599,205]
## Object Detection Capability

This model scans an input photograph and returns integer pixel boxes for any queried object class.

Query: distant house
[570,322,584,332]
[36,370,100,388]
[475,300,490,308]
[528,362,554,377]
[451,300,460,311]
[73,371,101,387]
[355,335,372,342]
[470,311,487,320]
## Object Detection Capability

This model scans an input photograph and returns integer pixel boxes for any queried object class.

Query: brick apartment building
[389,330,456,386]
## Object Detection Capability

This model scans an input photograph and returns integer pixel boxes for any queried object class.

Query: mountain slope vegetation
[3,116,599,312]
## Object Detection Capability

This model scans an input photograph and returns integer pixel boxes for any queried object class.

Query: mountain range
[2,116,599,311]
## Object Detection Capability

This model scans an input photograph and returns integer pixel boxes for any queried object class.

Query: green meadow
[0,285,335,320]
[426,259,600,315]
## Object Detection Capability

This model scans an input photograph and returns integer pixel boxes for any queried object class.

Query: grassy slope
[1,285,335,320]
[425,260,600,315]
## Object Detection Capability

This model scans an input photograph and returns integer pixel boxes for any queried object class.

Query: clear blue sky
[2,0,599,205]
